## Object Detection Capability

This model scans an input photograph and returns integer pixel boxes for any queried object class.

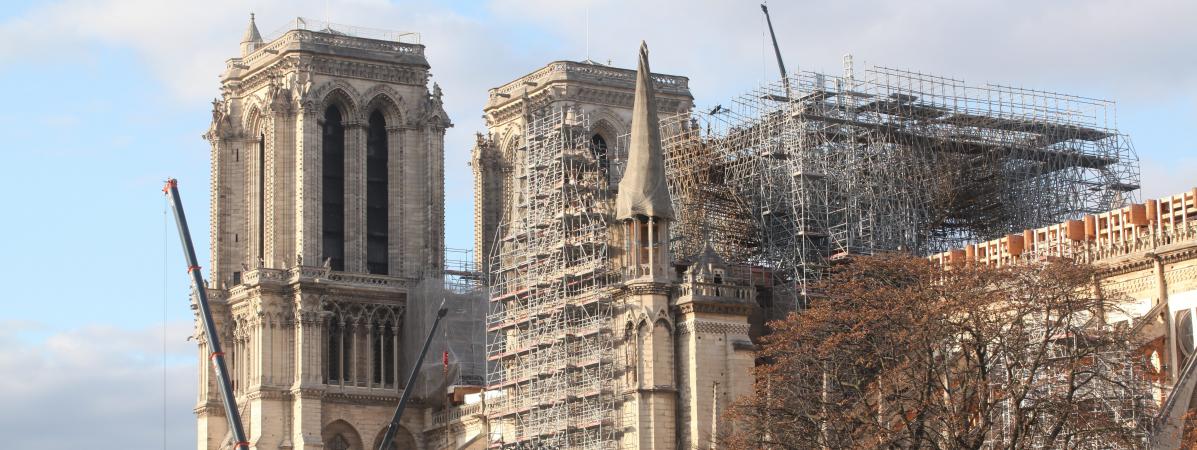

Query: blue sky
[0,0,1193,448]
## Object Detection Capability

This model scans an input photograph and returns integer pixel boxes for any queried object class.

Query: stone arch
[243,103,267,137]
[588,107,627,142]
[652,309,673,329]
[499,130,522,161]
[635,319,650,388]
[589,119,621,148]
[623,308,651,331]
[360,85,405,126]
[372,425,417,450]
[323,419,364,450]
[652,317,674,386]
[315,80,363,124]
[422,111,449,129]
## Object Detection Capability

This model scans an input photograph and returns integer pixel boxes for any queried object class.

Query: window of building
[322,106,346,271]
[1178,309,1193,359]
[591,133,608,167]
[258,134,266,261]
[327,319,343,383]
[366,111,389,275]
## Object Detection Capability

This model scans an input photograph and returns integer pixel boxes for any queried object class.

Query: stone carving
[676,320,750,336]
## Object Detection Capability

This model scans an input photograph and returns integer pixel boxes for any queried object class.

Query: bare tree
[728,254,1154,450]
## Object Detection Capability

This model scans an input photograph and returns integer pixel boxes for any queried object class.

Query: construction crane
[378,299,449,450]
[760,3,791,98]
[163,178,249,450]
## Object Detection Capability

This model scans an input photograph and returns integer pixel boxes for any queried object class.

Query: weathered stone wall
[201,20,450,450]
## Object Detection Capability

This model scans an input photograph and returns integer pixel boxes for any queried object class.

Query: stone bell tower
[610,42,755,450]
[199,15,449,450]
[613,42,681,450]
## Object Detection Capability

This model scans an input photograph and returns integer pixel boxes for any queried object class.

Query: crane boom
[164,179,249,450]
[760,3,791,98]
[378,300,449,450]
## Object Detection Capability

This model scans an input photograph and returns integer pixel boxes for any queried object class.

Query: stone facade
[933,187,1197,447]
[199,16,449,450]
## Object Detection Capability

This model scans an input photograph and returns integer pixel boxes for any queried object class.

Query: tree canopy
[728,254,1154,450]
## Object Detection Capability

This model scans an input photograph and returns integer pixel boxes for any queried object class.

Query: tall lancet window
[326,317,343,383]
[257,133,266,261]
[322,106,346,271]
[366,111,389,275]
[591,133,608,169]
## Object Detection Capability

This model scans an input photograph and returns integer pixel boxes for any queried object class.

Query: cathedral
[200,15,453,450]
[198,13,1197,450]
[200,15,755,450]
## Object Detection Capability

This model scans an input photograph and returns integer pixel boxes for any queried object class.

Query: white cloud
[0,3,1192,446]
[1,0,1192,240]
[488,0,1197,103]
[0,322,197,450]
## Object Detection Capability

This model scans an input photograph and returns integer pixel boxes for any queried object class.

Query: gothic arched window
[371,318,397,386]
[322,106,346,271]
[1178,309,1193,359]
[257,133,266,261]
[327,434,350,450]
[366,111,389,275]
[591,133,608,169]
[327,317,343,383]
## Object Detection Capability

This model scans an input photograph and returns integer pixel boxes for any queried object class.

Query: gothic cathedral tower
[612,42,680,449]
[611,42,757,450]
[200,16,449,450]
[473,42,755,449]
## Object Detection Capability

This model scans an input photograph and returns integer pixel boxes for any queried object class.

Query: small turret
[240,13,263,57]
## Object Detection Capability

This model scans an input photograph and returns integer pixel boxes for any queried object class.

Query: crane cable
[162,191,169,449]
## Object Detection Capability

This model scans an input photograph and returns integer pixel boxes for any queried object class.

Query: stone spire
[615,42,674,221]
[240,13,263,56]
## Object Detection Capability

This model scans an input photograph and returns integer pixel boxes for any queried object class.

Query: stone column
[296,107,322,267]
[401,127,427,279]
[263,116,278,268]
[290,296,325,450]
[387,125,404,277]
[270,106,297,267]
[345,122,367,273]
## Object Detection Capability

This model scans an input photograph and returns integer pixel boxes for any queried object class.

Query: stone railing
[326,271,411,288]
[935,221,1197,268]
[488,60,690,101]
[1012,221,1197,265]
[264,17,421,44]
[677,280,753,302]
[239,267,291,285]
[240,34,293,67]
[228,266,414,295]
[431,402,485,428]
[241,27,424,68]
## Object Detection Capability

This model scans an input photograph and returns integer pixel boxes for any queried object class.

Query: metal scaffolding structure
[661,64,1139,309]
[485,107,619,449]
[986,334,1154,449]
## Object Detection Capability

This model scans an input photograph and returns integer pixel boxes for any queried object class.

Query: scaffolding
[984,332,1153,449]
[486,107,619,449]
[661,64,1139,310]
